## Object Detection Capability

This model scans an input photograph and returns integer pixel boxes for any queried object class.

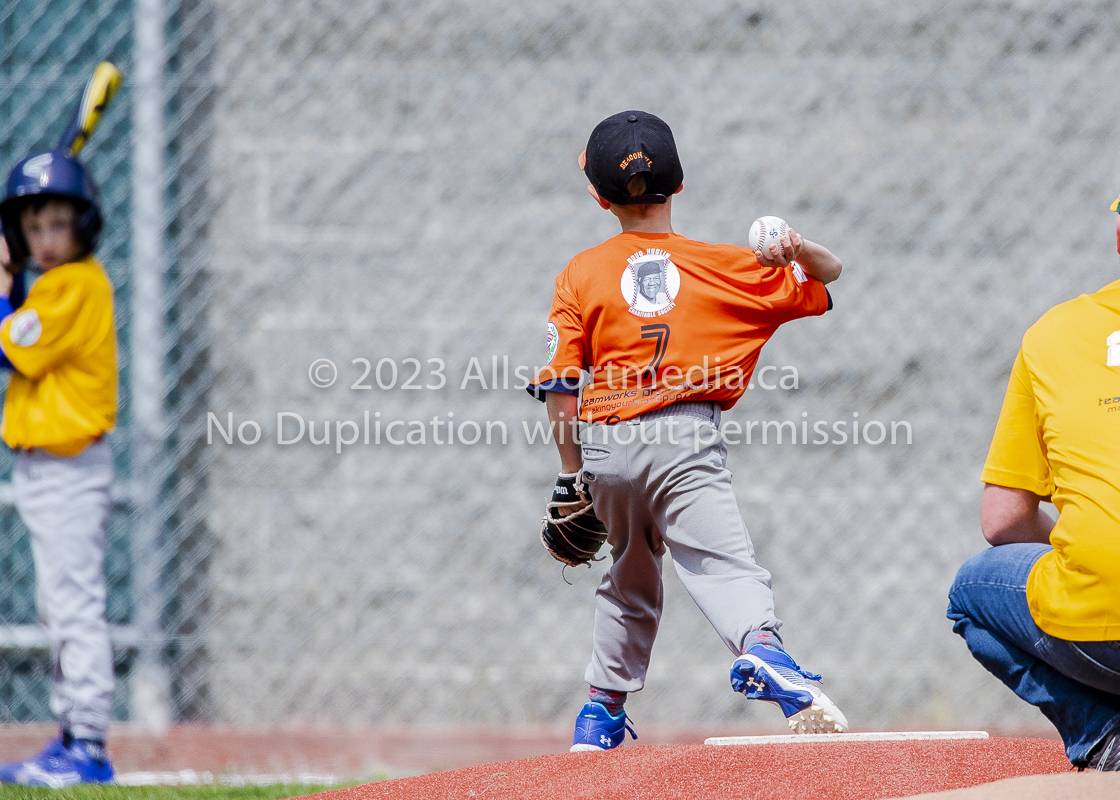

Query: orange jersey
[534,231,830,423]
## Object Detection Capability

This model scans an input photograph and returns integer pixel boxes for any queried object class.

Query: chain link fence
[2,0,1119,734]
[0,0,137,722]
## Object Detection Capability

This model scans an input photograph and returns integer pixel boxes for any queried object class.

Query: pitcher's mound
[903,770,1120,800]
[304,736,1079,800]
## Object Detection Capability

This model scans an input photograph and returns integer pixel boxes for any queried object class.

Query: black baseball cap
[583,111,683,205]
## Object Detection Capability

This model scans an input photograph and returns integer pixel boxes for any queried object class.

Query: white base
[705,730,989,746]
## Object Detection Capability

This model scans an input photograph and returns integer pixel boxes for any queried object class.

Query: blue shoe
[731,645,849,734]
[570,702,637,752]
[0,737,114,787]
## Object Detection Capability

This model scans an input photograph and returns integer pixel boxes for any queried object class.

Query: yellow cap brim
[1111,197,1120,212]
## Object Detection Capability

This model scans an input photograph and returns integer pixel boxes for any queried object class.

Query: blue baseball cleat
[731,645,849,734]
[0,737,114,787]
[570,701,638,752]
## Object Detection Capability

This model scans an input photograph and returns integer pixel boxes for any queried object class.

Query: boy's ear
[586,184,611,210]
[578,149,610,209]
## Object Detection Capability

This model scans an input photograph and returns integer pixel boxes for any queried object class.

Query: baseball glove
[540,471,609,568]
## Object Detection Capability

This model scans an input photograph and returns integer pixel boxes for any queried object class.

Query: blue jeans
[947,543,1120,765]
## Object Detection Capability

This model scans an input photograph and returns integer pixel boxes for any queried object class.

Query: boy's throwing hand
[756,227,804,269]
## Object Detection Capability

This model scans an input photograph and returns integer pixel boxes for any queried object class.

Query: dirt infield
[0,723,774,777]
[0,723,577,777]
[303,737,1080,800]
[906,771,1120,799]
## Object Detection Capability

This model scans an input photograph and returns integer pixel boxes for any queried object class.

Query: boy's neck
[39,253,88,272]
[611,198,674,234]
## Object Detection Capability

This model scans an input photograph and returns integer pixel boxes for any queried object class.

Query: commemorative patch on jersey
[791,261,808,284]
[621,249,680,318]
[546,321,559,364]
[8,309,42,347]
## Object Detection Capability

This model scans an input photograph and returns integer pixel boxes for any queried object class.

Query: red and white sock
[589,685,626,715]
[742,629,784,655]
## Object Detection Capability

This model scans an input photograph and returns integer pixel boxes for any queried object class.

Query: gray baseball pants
[579,402,781,693]
[13,440,114,741]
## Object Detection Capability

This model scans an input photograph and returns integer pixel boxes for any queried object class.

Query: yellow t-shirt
[0,256,117,456]
[982,278,1120,640]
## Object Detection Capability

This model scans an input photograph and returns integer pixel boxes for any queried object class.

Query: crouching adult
[947,195,1120,771]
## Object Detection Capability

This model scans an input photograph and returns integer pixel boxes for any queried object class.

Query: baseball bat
[57,61,123,157]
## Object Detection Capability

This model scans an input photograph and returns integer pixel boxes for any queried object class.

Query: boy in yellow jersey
[0,151,116,786]
[947,195,1120,772]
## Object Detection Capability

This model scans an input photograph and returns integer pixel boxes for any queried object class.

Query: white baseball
[748,215,789,261]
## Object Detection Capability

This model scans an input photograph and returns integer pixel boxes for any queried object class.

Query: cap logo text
[619,151,652,171]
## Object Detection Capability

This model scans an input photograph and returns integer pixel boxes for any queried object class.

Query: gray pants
[13,441,114,740]
[579,403,780,693]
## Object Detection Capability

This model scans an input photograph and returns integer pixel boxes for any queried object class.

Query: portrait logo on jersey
[621,249,680,318]
[546,321,559,364]
[8,309,42,347]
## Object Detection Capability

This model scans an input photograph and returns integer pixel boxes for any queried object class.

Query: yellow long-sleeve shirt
[0,256,117,456]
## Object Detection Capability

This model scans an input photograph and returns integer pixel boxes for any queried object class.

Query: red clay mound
[904,771,1120,799]
[305,737,1071,800]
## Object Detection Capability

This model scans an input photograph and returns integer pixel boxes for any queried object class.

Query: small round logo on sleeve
[9,309,41,347]
[546,322,559,364]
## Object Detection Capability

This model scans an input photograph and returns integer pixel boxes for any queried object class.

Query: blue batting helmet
[0,150,103,267]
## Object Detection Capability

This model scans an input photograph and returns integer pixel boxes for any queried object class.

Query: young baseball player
[0,150,117,786]
[531,111,847,750]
